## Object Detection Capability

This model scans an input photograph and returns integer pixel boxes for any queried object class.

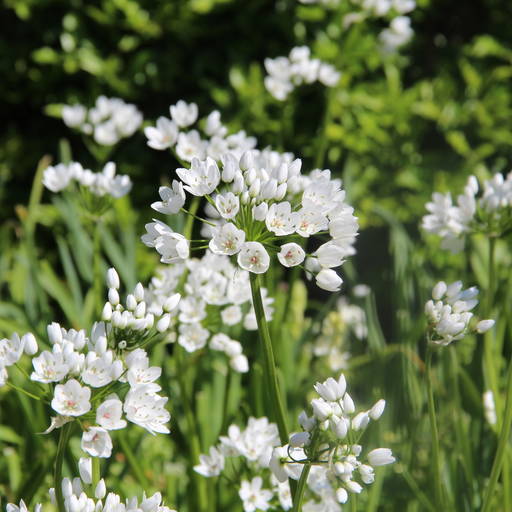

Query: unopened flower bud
[95,479,106,499]
[108,288,120,306]
[289,431,310,447]
[369,399,386,420]
[102,302,113,321]
[22,333,38,355]
[252,202,268,221]
[48,322,63,345]
[126,294,137,311]
[476,319,495,333]
[134,283,144,302]
[157,314,171,332]
[106,268,120,289]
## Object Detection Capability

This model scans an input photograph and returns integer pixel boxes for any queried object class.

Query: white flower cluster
[269,373,395,510]
[425,281,495,346]
[0,268,177,458]
[264,46,340,101]
[299,0,415,53]
[42,161,132,199]
[62,96,143,146]
[194,417,293,511]
[143,251,274,372]
[143,150,358,292]
[8,473,177,512]
[313,296,367,371]
[422,172,512,252]
[144,100,257,162]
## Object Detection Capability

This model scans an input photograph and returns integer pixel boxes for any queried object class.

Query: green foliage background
[1,0,512,511]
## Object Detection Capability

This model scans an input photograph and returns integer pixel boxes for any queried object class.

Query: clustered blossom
[422,172,512,252]
[42,161,132,199]
[8,472,177,512]
[425,281,495,346]
[299,0,415,53]
[269,373,395,510]
[194,417,293,511]
[264,46,340,101]
[0,268,176,458]
[313,295,367,371]
[143,251,274,372]
[144,100,257,162]
[143,149,358,292]
[61,96,143,146]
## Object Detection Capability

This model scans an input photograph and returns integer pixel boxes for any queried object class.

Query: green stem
[92,219,103,318]
[292,434,320,511]
[350,494,357,512]
[249,273,289,444]
[54,423,73,512]
[92,457,100,489]
[220,368,232,434]
[425,344,443,508]
[118,432,150,488]
[175,345,208,512]
[482,358,512,512]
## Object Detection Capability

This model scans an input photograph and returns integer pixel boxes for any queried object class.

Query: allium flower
[267,373,394,507]
[264,46,340,100]
[425,281,495,345]
[51,379,91,417]
[145,151,358,291]
[194,446,225,477]
[61,96,142,146]
[81,427,112,458]
[96,397,127,430]
[144,117,179,150]
[379,16,413,52]
[422,172,512,252]
[239,477,273,512]
[42,161,132,199]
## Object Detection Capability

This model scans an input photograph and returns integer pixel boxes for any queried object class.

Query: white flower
[42,163,81,192]
[170,100,198,128]
[194,446,225,476]
[239,477,273,512]
[314,375,346,402]
[178,324,209,352]
[81,351,122,388]
[51,379,91,416]
[96,396,127,430]
[277,243,305,267]
[142,221,190,263]
[144,117,178,150]
[151,181,186,214]
[62,104,87,128]
[237,242,270,274]
[215,192,240,219]
[221,305,243,325]
[209,223,246,255]
[176,157,220,196]
[265,202,298,236]
[123,384,170,434]
[367,448,396,466]
[315,269,343,292]
[176,131,207,162]
[314,242,345,268]
[81,427,112,458]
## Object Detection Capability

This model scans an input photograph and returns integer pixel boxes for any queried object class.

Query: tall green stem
[118,432,150,488]
[482,358,512,512]
[293,434,320,511]
[249,273,289,444]
[425,344,443,508]
[92,219,103,318]
[54,422,73,512]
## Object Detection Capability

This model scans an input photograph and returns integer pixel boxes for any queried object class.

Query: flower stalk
[249,273,289,444]
[482,358,512,512]
[54,422,73,512]
[425,343,443,509]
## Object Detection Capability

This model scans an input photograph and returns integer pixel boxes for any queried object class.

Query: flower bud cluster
[269,373,394,509]
[425,281,495,346]
[144,150,358,292]
[8,471,177,512]
[61,96,142,146]
[264,46,341,101]
[144,252,274,372]
[144,100,257,162]
[42,161,132,199]
[0,268,176,459]
[422,172,512,252]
